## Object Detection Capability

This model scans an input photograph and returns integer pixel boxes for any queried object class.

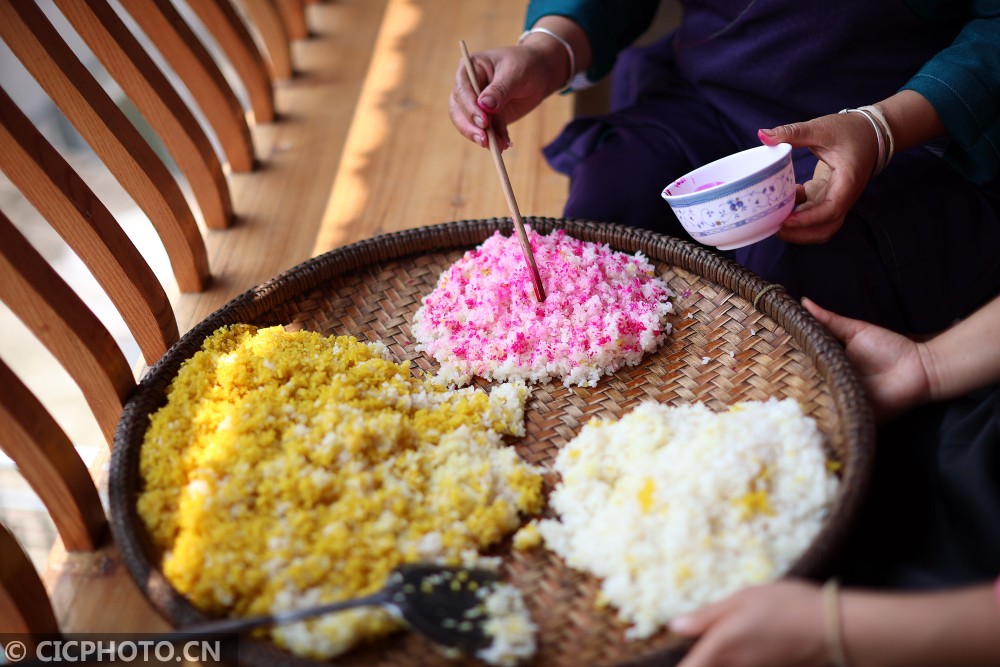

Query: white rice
[537,398,838,639]
[475,583,538,667]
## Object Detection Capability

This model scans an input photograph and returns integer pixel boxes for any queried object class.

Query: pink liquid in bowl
[695,181,726,192]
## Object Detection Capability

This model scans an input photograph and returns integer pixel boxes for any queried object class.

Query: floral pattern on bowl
[661,144,796,250]
[675,169,795,238]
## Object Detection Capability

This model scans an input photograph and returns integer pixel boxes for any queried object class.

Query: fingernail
[478,95,497,112]
[473,133,484,146]
[670,616,694,633]
[473,114,486,129]
[758,128,777,144]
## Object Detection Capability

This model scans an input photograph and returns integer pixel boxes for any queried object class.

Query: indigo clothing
[527,1,1000,335]
[526,0,1000,183]
[837,384,1000,589]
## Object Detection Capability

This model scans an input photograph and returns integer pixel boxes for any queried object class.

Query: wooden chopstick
[459,40,546,302]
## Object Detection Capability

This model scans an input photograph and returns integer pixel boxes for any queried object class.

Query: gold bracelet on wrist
[823,578,850,667]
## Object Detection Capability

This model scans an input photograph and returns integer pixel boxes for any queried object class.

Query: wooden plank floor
[311,0,572,253]
[173,0,389,334]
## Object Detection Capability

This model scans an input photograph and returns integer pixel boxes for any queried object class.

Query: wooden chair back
[183,0,277,124]
[0,200,116,636]
[0,0,210,291]
[118,0,257,172]
[0,0,307,641]
[0,522,60,644]
[237,0,294,80]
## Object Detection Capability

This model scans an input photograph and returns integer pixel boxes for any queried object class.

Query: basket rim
[110,217,875,666]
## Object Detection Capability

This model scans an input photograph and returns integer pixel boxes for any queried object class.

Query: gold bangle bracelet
[823,579,850,667]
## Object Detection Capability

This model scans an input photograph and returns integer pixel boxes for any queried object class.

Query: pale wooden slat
[44,449,173,634]
[0,0,210,292]
[185,0,275,123]
[311,0,572,254]
[0,212,134,446]
[0,88,178,365]
[0,360,106,553]
[276,0,308,40]
[173,0,387,332]
[119,0,256,173]
[0,523,60,637]
[236,0,294,80]
[53,0,233,230]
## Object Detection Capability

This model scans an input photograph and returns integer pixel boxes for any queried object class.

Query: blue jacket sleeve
[525,0,661,84]
[901,1,1000,183]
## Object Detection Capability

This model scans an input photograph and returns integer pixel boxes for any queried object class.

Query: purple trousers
[546,1,1000,334]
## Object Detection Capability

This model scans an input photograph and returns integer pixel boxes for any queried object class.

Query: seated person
[450,1,1000,335]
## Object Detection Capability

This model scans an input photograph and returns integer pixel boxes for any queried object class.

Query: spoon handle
[169,589,393,640]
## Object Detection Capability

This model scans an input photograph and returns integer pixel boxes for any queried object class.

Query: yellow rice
[138,324,543,659]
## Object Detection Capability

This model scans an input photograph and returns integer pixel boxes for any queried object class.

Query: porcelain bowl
[661,143,796,250]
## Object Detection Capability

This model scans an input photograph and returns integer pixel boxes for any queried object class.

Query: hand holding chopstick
[459,40,546,302]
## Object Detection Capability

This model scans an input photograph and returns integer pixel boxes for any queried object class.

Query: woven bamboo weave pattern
[111,218,873,667]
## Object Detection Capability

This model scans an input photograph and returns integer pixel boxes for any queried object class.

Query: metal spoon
[166,563,500,654]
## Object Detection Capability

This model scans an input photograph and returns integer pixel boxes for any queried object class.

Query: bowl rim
[661,143,793,204]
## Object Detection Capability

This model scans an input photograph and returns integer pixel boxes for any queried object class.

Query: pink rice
[412,228,674,387]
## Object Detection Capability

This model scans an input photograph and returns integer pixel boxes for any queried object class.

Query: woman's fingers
[448,52,523,151]
[768,134,847,243]
[761,116,875,244]
[450,60,489,147]
[758,117,831,149]
[781,159,855,237]
[449,45,555,152]
[801,297,866,345]
[491,116,512,151]
[671,594,738,638]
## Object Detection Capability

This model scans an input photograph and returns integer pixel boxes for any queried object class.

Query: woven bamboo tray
[110,218,874,667]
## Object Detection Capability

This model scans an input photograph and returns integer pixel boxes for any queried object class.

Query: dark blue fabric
[548,0,1000,335]
[837,384,1000,589]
